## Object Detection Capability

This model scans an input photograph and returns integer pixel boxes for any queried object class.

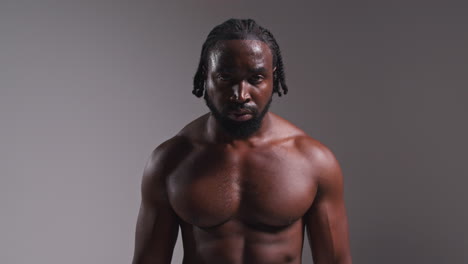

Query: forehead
[207,39,273,71]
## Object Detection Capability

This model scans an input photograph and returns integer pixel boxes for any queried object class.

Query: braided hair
[192,19,288,98]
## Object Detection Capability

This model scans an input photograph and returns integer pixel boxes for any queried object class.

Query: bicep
[132,149,180,264]
[132,198,179,264]
[305,153,352,264]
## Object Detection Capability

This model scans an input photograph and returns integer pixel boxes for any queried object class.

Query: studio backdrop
[1,1,467,263]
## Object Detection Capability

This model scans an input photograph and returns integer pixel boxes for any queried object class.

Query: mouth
[227,110,254,121]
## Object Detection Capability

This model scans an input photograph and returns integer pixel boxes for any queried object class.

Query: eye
[216,73,232,82]
[249,75,265,84]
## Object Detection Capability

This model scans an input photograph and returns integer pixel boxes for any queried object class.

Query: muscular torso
[165,114,321,264]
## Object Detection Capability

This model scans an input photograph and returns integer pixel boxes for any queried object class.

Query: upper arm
[304,146,352,264]
[132,140,183,264]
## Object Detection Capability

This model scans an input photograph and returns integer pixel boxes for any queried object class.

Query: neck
[206,112,274,145]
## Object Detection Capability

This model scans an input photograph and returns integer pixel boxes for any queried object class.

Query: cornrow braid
[192,18,288,98]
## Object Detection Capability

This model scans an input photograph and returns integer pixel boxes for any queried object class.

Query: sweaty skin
[132,40,352,264]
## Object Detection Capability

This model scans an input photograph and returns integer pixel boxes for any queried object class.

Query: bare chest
[166,146,318,228]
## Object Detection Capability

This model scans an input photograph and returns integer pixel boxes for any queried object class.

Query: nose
[230,80,251,103]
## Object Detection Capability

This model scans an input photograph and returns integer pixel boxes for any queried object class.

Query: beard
[204,93,273,139]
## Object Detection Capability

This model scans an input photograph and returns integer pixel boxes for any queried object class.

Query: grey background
[1,0,467,263]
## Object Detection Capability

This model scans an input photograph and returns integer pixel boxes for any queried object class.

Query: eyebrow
[249,67,267,74]
[215,66,268,74]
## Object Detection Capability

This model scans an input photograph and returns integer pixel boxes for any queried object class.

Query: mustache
[226,103,257,113]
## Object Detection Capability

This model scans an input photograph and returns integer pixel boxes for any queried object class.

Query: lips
[227,109,253,121]
[228,109,252,115]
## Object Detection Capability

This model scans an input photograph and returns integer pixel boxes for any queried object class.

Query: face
[204,39,275,138]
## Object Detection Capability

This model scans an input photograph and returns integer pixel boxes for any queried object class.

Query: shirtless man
[132,19,352,264]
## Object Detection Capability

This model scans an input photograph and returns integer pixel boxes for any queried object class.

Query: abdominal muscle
[179,217,305,264]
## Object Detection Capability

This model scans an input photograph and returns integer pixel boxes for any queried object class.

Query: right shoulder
[141,135,194,203]
[144,135,194,178]
[141,113,209,195]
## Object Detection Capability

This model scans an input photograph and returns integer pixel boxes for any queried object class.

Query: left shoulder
[270,112,341,174]
[294,135,344,191]
[294,135,338,167]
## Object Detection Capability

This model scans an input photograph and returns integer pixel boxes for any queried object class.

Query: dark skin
[132,40,352,264]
